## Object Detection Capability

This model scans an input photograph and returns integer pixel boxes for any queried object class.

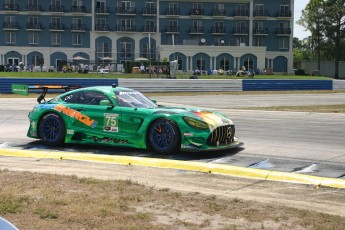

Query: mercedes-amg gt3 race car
[27,85,241,153]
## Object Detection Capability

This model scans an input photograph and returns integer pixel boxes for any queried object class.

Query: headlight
[183,117,209,130]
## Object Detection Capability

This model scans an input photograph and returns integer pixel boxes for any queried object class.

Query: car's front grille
[207,125,235,146]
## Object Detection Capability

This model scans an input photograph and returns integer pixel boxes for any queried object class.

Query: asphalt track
[1,93,345,189]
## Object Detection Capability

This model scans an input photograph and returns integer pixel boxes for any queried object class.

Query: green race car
[27,85,241,153]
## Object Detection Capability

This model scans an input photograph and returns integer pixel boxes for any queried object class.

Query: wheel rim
[41,116,62,142]
[151,122,175,150]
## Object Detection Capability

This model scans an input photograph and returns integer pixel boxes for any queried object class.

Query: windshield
[114,90,158,108]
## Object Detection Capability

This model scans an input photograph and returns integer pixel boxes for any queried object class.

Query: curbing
[0,148,344,189]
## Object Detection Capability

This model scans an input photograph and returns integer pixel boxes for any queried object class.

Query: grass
[1,170,345,230]
[0,71,333,80]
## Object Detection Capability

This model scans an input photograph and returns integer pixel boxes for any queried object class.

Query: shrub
[0,65,4,72]
[295,69,305,76]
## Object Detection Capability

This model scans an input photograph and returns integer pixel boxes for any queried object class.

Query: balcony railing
[166,8,180,16]
[211,27,226,34]
[27,23,42,30]
[189,26,204,34]
[50,23,65,30]
[71,24,86,31]
[95,7,110,14]
[254,10,269,17]
[142,8,156,15]
[233,10,249,17]
[190,8,204,16]
[71,6,87,13]
[276,28,291,35]
[142,26,156,33]
[3,22,19,30]
[253,27,269,35]
[3,4,20,11]
[277,10,291,17]
[95,24,110,31]
[165,26,180,33]
[26,4,42,12]
[116,7,136,15]
[116,25,136,32]
[49,5,65,13]
[233,27,248,34]
[212,9,226,17]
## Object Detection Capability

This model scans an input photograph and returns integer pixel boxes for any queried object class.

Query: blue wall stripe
[0,78,118,93]
[242,80,333,91]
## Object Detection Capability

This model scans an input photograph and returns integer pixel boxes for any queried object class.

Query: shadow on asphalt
[17,140,245,162]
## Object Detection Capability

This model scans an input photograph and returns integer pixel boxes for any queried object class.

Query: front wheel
[39,113,66,146]
[148,119,180,154]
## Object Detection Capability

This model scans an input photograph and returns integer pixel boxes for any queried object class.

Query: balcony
[277,10,291,18]
[116,25,136,32]
[71,24,86,32]
[3,22,19,30]
[26,4,42,12]
[166,8,180,16]
[116,7,136,15]
[165,26,180,34]
[189,26,204,35]
[3,4,20,11]
[49,5,65,13]
[190,8,204,16]
[71,6,87,14]
[142,8,156,16]
[142,26,156,33]
[253,28,269,35]
[254,10,269,17]
[233,27,248,35]
[27,23,43,31]
[50,23,65,31]
[276,28,291,36]
[233,10,249,17]
[211,27,226,35]
[95,24,110,32]
[95,7,110,14]
[212,9,226,17]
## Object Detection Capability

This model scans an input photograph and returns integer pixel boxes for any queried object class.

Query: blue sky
[294,0,311,39]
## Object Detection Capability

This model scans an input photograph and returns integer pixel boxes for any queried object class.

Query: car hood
[153,106,233,130]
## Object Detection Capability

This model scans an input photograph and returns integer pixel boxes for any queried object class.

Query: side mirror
[151,99,157,104]
[99,100,113,107]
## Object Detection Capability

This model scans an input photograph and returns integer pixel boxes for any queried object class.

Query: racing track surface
[1,93,345,183]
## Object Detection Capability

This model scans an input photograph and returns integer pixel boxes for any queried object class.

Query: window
[144,19,155,32]
[96,42,111,59]
[215,4,224,10]
[6,32,16,44]
[254,4,264,11]
[5,16,15,23]
[31,55,39,66]
[51,32,61,45]
[120,39,132,59]
[63,92,79,104]
[28,32,39,44]
[52,0,61,7]
[79,91,109,105]
[72,0,82,7]
[254,37,264,46]
[279,37,289,49]
[73,33,82,45]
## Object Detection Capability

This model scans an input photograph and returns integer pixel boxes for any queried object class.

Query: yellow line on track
[1,148,344,189]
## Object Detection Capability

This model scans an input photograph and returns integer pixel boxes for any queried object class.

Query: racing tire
[148,118,180,154]
[39,113,66,146]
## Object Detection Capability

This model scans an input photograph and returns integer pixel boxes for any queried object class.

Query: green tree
[298,0,345,78]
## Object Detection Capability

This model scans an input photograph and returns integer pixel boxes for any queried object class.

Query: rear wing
[12,84,81,103]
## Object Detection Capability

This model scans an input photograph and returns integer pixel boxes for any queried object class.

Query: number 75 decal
[103,113,119,132]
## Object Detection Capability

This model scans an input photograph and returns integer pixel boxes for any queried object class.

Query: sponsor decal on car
[193,111,232,130]
[54,105,97,128]
[91,136,128,144]
[104,113,119,132]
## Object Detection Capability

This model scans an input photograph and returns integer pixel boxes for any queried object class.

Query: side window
[63,92,79,103]
[79,91,110,105]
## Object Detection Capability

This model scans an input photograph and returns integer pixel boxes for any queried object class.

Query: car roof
[65,86,137,95]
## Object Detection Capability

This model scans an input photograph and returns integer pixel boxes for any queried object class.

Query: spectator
[140,64,145,73]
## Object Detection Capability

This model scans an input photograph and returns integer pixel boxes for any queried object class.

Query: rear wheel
[148,118,180,154]
[39,113,66,146]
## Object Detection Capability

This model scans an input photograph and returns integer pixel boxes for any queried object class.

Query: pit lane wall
[1,78,344,93]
